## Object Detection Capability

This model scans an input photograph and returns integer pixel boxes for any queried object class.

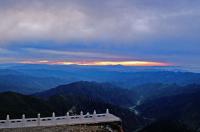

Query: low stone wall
[0,122,122,132]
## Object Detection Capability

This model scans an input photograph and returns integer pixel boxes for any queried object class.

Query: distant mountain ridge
[0,74,66,94]
[0,64,200,94]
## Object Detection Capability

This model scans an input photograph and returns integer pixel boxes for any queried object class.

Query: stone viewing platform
[0,109,122,132]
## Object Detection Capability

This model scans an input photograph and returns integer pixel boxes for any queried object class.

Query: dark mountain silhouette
[0,90,142,132]
[35,81,136,107]
[0,92,53,118]
[132,83,200,102]
[138,120,193,132]
[136,86,200,131]
[45,94,142,132]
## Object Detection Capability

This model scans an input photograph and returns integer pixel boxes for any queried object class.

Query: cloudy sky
[0,0,200,68]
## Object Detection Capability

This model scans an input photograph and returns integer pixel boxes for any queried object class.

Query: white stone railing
[0,109,121,129]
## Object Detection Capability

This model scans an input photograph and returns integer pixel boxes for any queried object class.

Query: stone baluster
[65,112,69,122]
[80,111,84,119]
[6,115,10,128]
[22,114,26,127]
[37,113,40,126]
[52,112,56,125]
[106,109,110,116]
[66,112,69,118]
[93,110,97,119]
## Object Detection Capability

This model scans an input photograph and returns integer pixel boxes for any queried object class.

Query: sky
[0,0,200,68]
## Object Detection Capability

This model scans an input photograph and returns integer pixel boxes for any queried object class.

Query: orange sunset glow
[20,60,171,66]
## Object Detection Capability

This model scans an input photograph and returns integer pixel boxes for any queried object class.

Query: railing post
[52,112,56,125]
[93,110,97,119]
[80,111,84,119]
[66,112,69,118]
[0,110,119,129]
[66,112,69,122]
[6,114,10,128]
[86,112,90,119]
[37,113,40,126]
[66,112,69,117]
[22,114,26,127]
[106,109,110,115]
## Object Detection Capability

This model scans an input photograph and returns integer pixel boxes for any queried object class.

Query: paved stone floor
[0,123,121,132]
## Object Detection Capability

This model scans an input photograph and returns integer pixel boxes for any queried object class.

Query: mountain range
[0,64,200,94]
[35,81,136,107]
[0,64,200,132]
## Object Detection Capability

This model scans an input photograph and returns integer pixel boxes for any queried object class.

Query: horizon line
[18,60,172,67]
